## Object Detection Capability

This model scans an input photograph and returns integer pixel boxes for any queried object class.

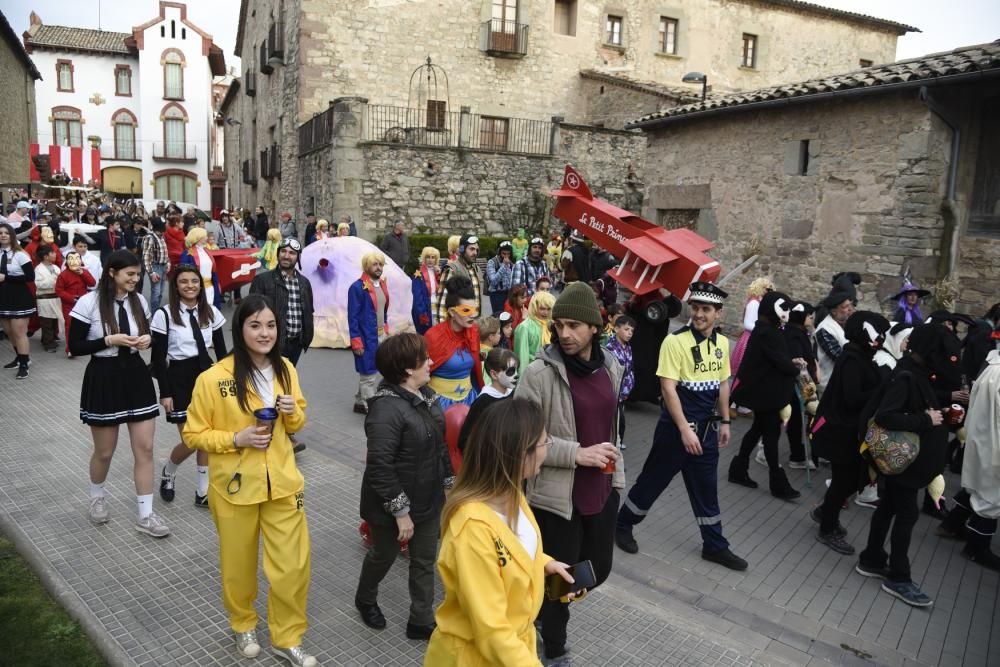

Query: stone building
[628,40,1000,319]
[227,0,915,235]
[22,2,226,207]
[0,10,40,196]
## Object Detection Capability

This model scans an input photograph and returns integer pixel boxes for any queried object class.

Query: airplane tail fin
[560,165,593,200]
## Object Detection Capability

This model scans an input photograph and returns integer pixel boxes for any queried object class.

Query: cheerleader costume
[69,291,159,425]
[0,247,36,319]
[150,305,227,423]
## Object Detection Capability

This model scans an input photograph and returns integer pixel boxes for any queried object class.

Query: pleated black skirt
[80,354,159,426]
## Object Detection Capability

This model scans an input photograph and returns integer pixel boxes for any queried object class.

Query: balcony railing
[260,144,282,179]
[298,107,335,155]
[366,105,552,155]
[481,19,529,57]
[152,142,197,162]
[241,158,257,185]
[99,144,142,161]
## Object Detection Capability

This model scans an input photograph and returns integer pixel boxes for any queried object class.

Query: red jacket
[55,268,96,306]
[165,226,186,266]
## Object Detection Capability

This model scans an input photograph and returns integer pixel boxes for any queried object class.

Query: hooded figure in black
[783,301,818,467]
[856,323,957,607]
[810,311,890,555]
[729,291,802,500]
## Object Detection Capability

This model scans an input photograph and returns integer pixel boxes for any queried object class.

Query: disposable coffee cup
[254,407,279,435]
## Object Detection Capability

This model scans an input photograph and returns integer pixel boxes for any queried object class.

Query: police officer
[615,282,748,570]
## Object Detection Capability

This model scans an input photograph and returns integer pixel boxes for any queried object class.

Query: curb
[0,509,132,667]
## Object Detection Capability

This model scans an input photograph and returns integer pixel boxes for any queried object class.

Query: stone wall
[348,123,646,239]
[581,76,680,130]
[640,92,954,323]
[294,0,900,124]
[0,38,37,187]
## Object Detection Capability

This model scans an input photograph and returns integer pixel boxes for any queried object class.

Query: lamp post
[682,71,708,101]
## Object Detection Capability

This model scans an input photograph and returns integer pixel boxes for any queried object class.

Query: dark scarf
[559,341,605,377]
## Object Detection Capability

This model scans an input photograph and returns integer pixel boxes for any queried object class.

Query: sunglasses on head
[450,304,479,317]
[279,238,301,252]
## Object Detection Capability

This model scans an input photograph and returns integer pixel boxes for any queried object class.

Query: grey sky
[2,0,997,68]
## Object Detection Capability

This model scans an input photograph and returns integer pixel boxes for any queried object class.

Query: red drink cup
[604,451,617,474]
[948,404,965,425]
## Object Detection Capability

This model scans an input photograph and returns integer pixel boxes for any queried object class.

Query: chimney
[29,11,42,27]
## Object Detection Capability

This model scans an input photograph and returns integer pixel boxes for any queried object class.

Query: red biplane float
[550,165,720,323]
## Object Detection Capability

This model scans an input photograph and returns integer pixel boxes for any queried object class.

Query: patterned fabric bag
[860,419,920,475]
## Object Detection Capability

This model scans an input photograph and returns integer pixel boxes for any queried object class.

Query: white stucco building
[23,1,226,209]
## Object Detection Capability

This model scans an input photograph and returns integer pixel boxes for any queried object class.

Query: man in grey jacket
[515,281,623,661]
[380,221,409,269]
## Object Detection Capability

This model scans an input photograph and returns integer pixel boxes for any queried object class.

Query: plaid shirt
[605,335,635,398]
[282,272,303,336]
[511,257,550,296]
[141,233,169,272]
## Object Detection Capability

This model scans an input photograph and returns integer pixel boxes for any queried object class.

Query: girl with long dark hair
[425,398,575,665]
[68,249,167,537]
[183,295,316,666]
[0,222,36,379]
[151,264,228,508]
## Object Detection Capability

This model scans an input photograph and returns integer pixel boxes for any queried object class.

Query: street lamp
[682,71,708,101]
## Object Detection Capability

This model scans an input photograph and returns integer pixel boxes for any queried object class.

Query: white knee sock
[89,482,105,499]
[196,466,209,496]
[164,459,180,476]
[137,494,154,519]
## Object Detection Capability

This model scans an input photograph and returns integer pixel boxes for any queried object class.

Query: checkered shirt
[283,272,303,337]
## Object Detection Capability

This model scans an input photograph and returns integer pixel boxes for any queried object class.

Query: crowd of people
[4,192,1000,666]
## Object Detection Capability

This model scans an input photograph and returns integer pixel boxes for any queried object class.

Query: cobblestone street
[0,308,996,666]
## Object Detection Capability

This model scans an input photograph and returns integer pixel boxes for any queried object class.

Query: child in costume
[253,228,282,271]
[205,233,220,251]
[55,251,96,356]
[179,227,222,308]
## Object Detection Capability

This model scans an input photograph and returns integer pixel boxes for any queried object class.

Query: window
[659,17,678,54]
[162,104,187,158]
[56,59,74,92]
[113,109,137,160]
[154,171,197,203]
[162,50,185,100]
[606,15,622,45]
[741,33,757,68]
[492,0,517,26]
[554,0,576,36]
[52,107,82,147]
[115,65,132,96]
[426,100,446,130]
[859,59,873,68]
[480,116,508,151]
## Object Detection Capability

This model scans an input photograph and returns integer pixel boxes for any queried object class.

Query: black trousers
[820,458,864,533]
[355,516,440,626]
[282,337,303,366]
[785,398,806,462]
[736,409,783,471]
[859,478,919,583]
[944,489,999,549]
[533,490,618,652]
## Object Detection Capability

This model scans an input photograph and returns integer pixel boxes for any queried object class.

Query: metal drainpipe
[918,85,961,281]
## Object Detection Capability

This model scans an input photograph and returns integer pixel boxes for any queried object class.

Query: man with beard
[515,281,624,661]
[436,234,481,321]
[616,282,747,570]
[348,250,391,415]
[815,272,860,394]
[250,238,314,452]
[511,235,550,297]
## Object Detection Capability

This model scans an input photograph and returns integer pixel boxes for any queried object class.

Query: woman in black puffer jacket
[729,291,803,499]
[857,323,956,608]
[355,333,454,639]
[810,311,890,555]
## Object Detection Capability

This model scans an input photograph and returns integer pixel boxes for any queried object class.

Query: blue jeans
[148,263,167,312]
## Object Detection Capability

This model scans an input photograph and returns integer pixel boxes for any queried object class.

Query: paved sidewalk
[0,317,996,666]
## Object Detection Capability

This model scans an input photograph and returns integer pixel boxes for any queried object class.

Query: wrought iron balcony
[99,144,141,161]
[152,142,197,162]
[481,19,528,58]
[259,42,273,75]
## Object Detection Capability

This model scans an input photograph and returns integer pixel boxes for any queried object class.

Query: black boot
[15,355,29,379]
[938,501,971,539]
[769,467,801,500]
[728,456,758,488]
[962,531,1000,572]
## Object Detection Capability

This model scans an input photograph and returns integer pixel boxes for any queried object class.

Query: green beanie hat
[552,282,603,328]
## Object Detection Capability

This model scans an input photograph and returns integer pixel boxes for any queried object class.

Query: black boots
[769,468,801,500]
[728,457,758,488]
[15,354,29,379]
[962,531,1000,572]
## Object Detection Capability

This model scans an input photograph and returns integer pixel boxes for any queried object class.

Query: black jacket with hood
[732,292,799,412]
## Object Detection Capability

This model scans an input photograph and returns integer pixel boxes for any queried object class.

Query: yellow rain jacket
[424,498,552,667]
[184,357,307,504]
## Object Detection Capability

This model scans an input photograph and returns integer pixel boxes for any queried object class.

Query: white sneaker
[825,478,832,488]
[88,496,109,525]
[273,645,318,667]
[855,484,880,509]
[235,630,261,658]
[788,460,818,470]
[754,444,768,467]
[135,512,171,538]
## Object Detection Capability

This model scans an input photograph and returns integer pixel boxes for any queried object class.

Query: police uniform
[617,283,738,560]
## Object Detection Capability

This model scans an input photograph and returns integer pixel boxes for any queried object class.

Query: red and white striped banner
[29,145,101,186]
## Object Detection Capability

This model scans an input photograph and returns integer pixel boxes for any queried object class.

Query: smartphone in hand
[544,560,596,601]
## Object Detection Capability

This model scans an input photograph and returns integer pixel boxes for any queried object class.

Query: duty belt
[687,415,722,442]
